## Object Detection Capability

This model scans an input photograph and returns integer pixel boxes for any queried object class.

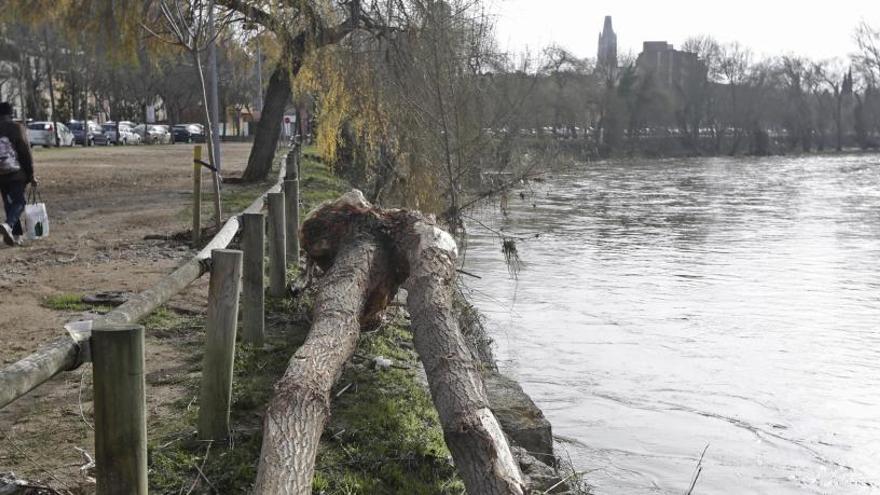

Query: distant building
[636,41,706,88]
[596,16,617,75]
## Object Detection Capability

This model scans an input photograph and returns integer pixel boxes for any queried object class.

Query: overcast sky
[492,0,880,61]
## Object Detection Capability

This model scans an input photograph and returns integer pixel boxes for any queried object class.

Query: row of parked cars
[24,120,208,148]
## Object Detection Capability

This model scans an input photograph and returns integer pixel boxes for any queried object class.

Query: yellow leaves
[294,46,394,169]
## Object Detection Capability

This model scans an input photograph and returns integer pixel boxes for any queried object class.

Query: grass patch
[42,293,89,311]
[146,301,462,494]
[147,306,309,494]
[178,162,278,224]
[139,306,179,330]
[314,317,464,494]
[42,293,114,314]
[300,147,348,211]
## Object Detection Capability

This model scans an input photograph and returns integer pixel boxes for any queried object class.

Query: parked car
[27,121,75,147]
[172,123,206,143]
[68,120,105,146]
[92,127,112,146]
[102,122,141,145]
[154,124,174,144]
[133,124,172,144]
[171,124,191,143]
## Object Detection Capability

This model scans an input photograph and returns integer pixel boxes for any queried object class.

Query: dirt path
[0,143,257,492]
[0,143,254,364]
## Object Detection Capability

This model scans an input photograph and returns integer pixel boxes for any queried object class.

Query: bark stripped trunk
[255,191,524,494]
[394,217,526,495]
[254,192,398,494]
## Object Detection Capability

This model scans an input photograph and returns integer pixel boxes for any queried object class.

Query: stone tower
[597,16,617,73]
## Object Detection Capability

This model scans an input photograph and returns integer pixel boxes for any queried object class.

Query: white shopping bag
[23,187,49,240]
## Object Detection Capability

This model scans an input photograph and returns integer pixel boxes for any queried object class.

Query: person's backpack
[0,136,21,175]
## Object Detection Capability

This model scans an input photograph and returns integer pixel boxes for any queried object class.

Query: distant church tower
[597,16,617,74]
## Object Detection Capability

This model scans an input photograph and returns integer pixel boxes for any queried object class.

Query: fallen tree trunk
[394,217,526,495]
[255,191,524,494]
[254,192,399,494]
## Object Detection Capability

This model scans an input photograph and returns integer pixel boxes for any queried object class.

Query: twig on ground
[73,447,95,484]
[2,430,73,493]
[334,383,353,398]
[78,369,94,431]
[541,470,590,494]
[184,441,213,495]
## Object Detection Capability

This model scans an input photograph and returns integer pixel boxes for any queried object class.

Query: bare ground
[0,142,259,493]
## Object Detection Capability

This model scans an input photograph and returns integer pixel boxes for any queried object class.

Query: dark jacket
[0,117,33,183]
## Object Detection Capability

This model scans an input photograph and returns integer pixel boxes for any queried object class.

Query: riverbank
[0,149,585,493]
[147,153,587,493]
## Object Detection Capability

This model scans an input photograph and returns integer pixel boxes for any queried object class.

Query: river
[464,154,880,494]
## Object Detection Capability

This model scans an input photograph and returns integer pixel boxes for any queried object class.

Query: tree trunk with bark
[242,63,291,182]
[254,192,400,494]
[255,191,525,494]
[392,216,526,495]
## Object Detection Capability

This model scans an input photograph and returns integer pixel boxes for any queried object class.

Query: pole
[193,145,203,246]
[256,37,263,114]
[267,191,287,297]
[284,150,299,266]
[208,0,222,173]
[92,323,147,495]
[283,179,300,266]
[199,249,243,442]
[241,213,265,346]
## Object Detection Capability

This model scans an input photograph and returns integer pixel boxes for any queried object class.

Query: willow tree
[295,1,537,228]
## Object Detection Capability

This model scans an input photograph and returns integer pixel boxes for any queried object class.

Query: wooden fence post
[285,148,298,181]
[267,191,287,297]
[92,323,147,495]
[199,249,243,442]
[192,145,202,246]
[241,212,265,346]
[284,179,300,266]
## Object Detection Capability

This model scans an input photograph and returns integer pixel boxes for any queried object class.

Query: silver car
[133,124,171,144]
[102,123,141,145]
[27,121,75,147]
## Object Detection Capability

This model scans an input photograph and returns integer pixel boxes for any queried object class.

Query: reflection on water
[465,154,880,494]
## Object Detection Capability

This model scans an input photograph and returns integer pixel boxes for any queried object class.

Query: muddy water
[465,154,880,494]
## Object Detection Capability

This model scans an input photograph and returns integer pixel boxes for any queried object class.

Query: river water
[464,154,880,494]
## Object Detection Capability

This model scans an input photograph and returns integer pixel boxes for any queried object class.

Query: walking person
[0,102,35,246]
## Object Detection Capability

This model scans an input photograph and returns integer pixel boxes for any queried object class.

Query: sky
[492,0,880,61]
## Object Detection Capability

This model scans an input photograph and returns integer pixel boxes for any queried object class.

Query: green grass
[145,303,463,494]
[313,318,464,495]
[300,146,348,211]
[42,293,89,311]
[149,150,463,493]
[42,293,114,314]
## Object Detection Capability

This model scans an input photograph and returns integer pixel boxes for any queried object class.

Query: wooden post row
[92,323,148,495]
[198,249,243,442]
[241,213,265,346]
[267,191,287,297]
[192,145,202,246]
